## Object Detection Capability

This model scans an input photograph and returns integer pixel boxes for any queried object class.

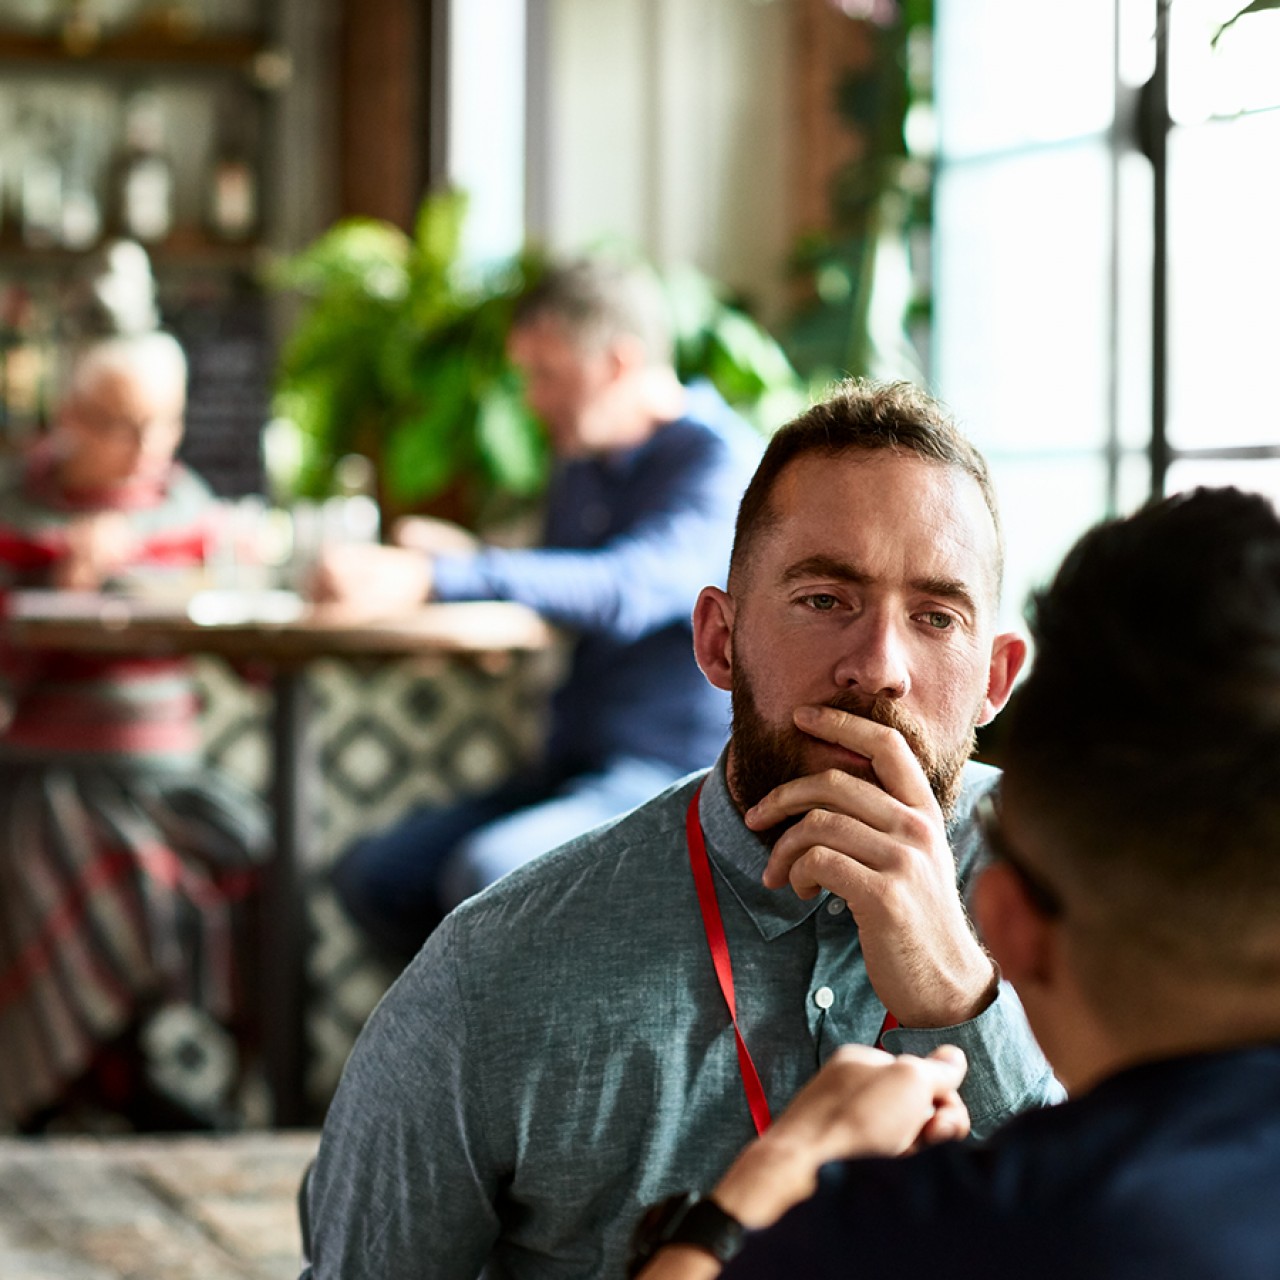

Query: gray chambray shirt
[303,753,1057,1280]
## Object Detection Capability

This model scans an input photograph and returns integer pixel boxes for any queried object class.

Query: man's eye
[920,611,954,630]
[803,594,839,611]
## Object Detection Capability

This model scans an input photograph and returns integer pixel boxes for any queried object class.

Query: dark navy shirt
[431,382,762,774]
[726,1043,1280,1280]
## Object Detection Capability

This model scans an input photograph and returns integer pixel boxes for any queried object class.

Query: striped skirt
[0,757,269,1124]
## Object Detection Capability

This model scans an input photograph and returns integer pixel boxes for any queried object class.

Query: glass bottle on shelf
[133,2,203,42]
[204,99,259,243]
[60,104,104,251]
[0,285,52,447]
[60,0,103,55]
[18,110,64,250]
[112,91,175,244]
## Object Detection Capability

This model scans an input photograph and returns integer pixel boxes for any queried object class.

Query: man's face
[720,451,1011,818]
[57,365,185,491]
[507,315,629,457]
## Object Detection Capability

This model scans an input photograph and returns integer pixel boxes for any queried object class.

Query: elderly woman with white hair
[0,316,268,1132]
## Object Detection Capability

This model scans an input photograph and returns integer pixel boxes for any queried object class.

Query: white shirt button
[813,986,835,1010]
[825,897,846,916]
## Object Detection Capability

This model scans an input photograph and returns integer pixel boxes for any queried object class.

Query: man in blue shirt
[313,259,763,959]
[301,381,1055,1279]
[633,486,1280,1280]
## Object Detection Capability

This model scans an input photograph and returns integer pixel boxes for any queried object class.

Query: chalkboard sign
[170,291,271,499]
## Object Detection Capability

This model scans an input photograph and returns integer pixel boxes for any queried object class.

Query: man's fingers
[747,771,895,834]
[763,841,881,898]
[928,1044,968,1073]
[826,1043,896,1070]
[917,1093,970,1147]
[767,1046,969,1165]
[743,708,939,837]
[797,704,937,809]
[760,798,910,889]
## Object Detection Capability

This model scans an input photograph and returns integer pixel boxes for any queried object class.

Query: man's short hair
[512,258,673,367]
[728,379,1003,592]
[1004,486,1280,980]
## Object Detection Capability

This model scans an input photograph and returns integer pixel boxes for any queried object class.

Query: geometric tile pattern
[193,647,558,1115]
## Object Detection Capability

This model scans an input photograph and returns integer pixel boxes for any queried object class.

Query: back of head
[728,379,1002,590]
[1004,486,1280,984]
[512,258,673,367]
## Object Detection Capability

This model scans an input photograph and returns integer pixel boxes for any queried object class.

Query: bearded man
[301,381,1058,1280]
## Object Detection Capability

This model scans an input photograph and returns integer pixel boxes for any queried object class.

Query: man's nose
[832,613,910,699]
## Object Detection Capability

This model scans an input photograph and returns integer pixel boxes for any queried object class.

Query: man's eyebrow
[912,576,979,615]
[780,555,870,586]
[781,557,980,615]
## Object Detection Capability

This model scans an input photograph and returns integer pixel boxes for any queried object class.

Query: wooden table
[0,1130,320,1279]
[5,595,554,1126]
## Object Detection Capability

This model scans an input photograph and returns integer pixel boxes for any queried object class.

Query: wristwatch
[626,1190,747,1276]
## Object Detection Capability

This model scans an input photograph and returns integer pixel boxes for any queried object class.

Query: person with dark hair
[0,310,269,1131]
[631,485,1280,1280]
[312,257,763,961]
[301,379,1056,1279]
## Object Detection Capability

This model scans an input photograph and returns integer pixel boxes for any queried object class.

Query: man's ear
[977,631,1027,726]
[971,862,1056,989]
[693,586,735,692]
[607,334,648,381]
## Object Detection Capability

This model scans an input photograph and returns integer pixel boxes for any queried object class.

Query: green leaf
[414,189,469,280]
[1214,0,1280,45]
[383,408,466,504]
[381,357,474,503]
[269,219,410,299]
[474,382,549,495]
[708,309,800,389]
[663,266,721,345]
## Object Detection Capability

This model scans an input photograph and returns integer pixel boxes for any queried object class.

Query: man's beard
[728,663,978,828]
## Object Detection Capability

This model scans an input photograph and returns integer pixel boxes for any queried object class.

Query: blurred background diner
[0,242,270,1135]
[0,0,1275,1168]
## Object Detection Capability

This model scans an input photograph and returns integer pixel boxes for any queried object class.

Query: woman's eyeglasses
[976,791,1065,920]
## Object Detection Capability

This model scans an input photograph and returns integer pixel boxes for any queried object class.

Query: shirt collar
[696,751,827,941]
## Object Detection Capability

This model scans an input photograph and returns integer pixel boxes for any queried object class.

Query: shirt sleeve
[430,426,755,640]
[882,982,1065,1138]
[303,916,502,1280]
[721,1152,954,1279]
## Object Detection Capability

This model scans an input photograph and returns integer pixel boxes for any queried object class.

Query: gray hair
[64,331,188,404]
[512,258,674,367]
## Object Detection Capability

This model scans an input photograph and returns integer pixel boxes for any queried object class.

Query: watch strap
[627,1191,747,1276]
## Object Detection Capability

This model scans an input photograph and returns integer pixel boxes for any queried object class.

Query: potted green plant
[270,190,804,529]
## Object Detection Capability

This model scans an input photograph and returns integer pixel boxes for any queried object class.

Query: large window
[933,0,1280,624]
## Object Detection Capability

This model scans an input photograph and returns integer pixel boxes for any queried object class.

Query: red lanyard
[685,785,898,1138]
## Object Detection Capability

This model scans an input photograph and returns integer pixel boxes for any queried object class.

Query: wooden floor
[0,1131,320,1279]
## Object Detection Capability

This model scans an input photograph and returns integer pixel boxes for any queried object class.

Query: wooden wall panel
[791,0,877,237]
[338,0,430,227]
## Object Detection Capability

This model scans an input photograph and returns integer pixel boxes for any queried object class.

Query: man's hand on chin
[743,705,998,1029]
